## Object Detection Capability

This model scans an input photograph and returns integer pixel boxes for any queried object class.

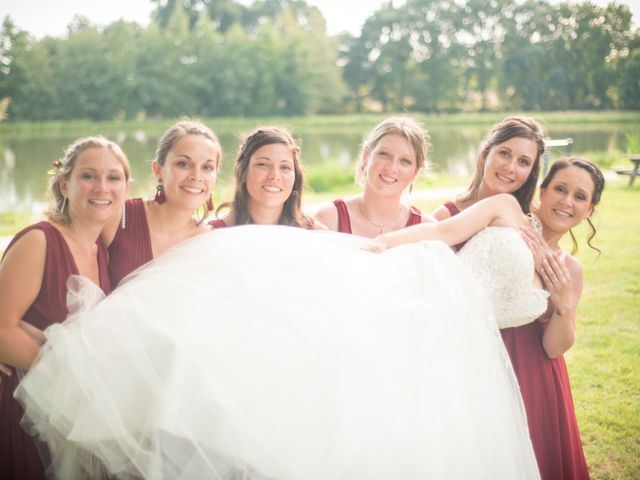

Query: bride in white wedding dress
[16,195,546,480]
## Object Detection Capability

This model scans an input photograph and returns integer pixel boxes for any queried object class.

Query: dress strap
[406,206,423,226]
[443,200,460,217]
[333,199,352,234]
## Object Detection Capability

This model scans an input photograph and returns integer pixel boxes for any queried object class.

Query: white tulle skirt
[16,226,539,479]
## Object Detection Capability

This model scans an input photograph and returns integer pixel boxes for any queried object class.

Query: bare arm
[312,219,329,230]
[520,227,582,358]
[419,212,437,223]
[364,194,523,252]
[0,230,47,370]
[541,256,583,358]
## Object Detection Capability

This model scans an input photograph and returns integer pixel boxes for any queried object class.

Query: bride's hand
[362,234,392,254]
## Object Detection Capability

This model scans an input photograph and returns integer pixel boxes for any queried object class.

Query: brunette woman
[103,119,221,287]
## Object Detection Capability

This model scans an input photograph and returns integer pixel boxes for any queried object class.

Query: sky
[0,0,638,38]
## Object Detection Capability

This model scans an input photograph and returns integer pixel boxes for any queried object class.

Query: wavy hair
[540,156,605,255]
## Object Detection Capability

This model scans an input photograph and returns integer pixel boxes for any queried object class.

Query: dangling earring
[206,195,214,212]
[59,196,68,214]
[154,182,166,204]
[409,182,414,194]
[121,202,127,229]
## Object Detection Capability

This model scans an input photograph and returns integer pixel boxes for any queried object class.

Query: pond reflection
[0,123,632,213]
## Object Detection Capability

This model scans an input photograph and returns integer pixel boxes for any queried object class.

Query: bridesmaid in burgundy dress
[515,157,604,480]
[314,117,432,237]
[102,119,221,288]
[210,126,318,229]
[434,115,593,478]
[0,136,130,479]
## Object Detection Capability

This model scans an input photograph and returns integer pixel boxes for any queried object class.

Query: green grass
[568,182,640,480]
[1,173,638,479]
[0,211,35,236]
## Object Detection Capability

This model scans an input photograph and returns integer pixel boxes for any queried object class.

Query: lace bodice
[457,227,549,329]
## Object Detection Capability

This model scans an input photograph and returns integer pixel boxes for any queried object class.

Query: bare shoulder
[313,202,340,231]
[431,205,452,221]
[491,193,521,210]
[564,254,584,282]
[489,194,526,226]
[2,228,47,264]
[0,228,47,288]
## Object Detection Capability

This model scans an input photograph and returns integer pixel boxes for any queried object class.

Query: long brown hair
[459,116,545,214]
[540,156,605,255]
[220,126,312,228]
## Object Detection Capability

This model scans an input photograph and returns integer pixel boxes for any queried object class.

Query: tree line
[0,0,638,121]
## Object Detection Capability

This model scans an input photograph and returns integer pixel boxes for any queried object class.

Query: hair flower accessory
[48,160,63,176]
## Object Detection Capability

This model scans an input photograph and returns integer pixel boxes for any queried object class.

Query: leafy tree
[617,32,640,109]
[1,18,59,120]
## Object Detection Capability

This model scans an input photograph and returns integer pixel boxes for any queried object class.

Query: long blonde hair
[46,136,131,225]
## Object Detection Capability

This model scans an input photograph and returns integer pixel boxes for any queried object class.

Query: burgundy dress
[0,222,111,480]
[333,199,422,234]
[442,200,467,251]
[108,198,153,288]
[443,200,590,479]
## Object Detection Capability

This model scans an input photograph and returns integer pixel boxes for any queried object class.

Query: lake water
[0,122,633,214]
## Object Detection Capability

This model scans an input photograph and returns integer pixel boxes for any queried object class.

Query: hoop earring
[59,196,68,214]
[121,202,127,229]
[154,183,166,204]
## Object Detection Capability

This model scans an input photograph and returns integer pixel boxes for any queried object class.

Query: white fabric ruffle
[16,225,541,479]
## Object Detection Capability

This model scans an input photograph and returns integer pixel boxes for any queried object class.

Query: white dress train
[16,225,544,479]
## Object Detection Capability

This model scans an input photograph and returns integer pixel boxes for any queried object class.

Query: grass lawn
[1,174,638,479]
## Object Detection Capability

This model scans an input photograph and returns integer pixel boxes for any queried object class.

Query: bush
[624,132,640,154]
